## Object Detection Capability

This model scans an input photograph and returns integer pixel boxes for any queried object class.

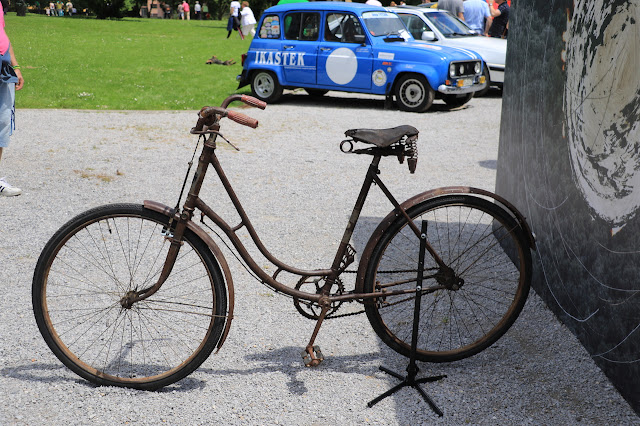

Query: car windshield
[423,11,476,37]
[362,11,411,39]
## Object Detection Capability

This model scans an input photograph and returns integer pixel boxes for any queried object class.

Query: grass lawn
[8,14,252,110]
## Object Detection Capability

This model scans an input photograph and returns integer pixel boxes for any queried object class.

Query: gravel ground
[1,92,638,425]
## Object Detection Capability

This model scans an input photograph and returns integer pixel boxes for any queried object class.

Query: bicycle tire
[32,203,228,390]
[364,195,532,363]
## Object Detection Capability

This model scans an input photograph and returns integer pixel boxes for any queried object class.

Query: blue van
[237,2,486,112]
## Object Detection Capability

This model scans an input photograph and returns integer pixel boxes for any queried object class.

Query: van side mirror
[421,31,437,41]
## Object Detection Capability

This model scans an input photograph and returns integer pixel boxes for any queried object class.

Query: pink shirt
[0,6,10,56]
[182,2,190,12]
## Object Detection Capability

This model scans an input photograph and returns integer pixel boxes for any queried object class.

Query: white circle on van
[326,48,358,85]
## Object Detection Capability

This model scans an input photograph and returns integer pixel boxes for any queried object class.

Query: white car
[389,6,506,95]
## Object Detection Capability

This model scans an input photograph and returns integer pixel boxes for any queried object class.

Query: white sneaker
[0,177,22,196]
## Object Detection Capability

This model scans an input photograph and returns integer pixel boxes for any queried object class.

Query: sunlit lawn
[9,14,251,109]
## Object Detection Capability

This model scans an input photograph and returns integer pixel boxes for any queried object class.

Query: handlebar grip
[227,110,259,128]
[240,95,267,110]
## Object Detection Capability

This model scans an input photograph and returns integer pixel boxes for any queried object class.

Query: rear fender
[143,200,235,353]
[354,186,536,293]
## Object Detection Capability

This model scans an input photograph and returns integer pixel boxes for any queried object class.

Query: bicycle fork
[121,135,216,308]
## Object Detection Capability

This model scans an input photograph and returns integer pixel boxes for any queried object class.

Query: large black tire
[394,74,435,112]
[251,70,283,103]
[32,204,228,390]
[364,195,532,362]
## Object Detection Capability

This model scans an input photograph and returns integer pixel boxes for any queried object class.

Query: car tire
[475,66,491,97]
[394,74,434,112]
[304,88,329,97]
[251,71,283,103]
[443,93,474,109]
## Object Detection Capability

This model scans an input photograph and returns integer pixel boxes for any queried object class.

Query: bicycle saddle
[344,125,419,148]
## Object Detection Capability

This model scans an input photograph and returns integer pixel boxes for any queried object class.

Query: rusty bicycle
[32,94,535,391]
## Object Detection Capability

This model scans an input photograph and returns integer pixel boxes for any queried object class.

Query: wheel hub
[435,267,464,291]
[120,290,138,309]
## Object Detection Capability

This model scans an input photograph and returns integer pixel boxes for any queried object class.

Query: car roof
[389,5,443,13]
[265,1,387,14]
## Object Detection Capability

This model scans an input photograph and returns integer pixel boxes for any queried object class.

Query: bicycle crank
[293,277,344,320]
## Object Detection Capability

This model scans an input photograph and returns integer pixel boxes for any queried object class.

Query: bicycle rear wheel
[32,204,228,390]
[364,195,531,362]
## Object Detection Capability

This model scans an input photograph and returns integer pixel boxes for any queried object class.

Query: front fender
[143,200,235,354]
[354,187,536,293]
[389,64,441,95]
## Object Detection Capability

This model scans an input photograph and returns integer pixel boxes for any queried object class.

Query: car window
[423,11,474,36]
[398,14,429,40]
[325,13,364,43]
[284,12,321,41]
[362,11,410,39]
[259,15,281,39]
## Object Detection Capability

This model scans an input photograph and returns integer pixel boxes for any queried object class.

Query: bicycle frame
[183,132,444,305]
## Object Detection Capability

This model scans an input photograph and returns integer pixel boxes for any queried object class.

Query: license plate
[461,78,473,87]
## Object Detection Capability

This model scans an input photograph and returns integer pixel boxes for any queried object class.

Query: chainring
[293,277,345,320]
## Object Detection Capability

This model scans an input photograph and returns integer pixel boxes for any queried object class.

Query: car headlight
[458,64,465,75]
[449,63,456,77]
[475,62,481,74]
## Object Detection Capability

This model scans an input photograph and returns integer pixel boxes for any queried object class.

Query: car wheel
[443,93,474,109]
[394,74,434,112]
[251,71,283,103]
[475,66,491,97]
[305,88,328,97]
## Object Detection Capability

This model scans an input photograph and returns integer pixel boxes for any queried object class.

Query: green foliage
[8,14,253,109]
[87,0,127,18]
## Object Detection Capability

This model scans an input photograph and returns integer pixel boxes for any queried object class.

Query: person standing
[438,0,464,20]
[0,0,24,196]
[487,0,509,38]
[227,0,242,39]
[194,1,201,19]
[177,1,184,19]
[182,0,190,20]
[240,1,256,37]
[463,0,491,35]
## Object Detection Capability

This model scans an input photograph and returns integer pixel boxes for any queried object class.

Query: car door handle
[283,45,295,50]
[320,47,332,51]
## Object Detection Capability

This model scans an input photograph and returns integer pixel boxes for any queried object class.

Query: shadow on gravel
[269,92,478,114]
[479,159,497,169]
[1,363,82,385]
[199,345,406,396]
[0,362,210,392]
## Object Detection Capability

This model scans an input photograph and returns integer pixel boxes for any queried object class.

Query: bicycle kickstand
[301,301,330,367]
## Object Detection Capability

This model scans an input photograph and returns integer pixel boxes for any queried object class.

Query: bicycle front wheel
[32,204,228,390]
[364,195,531,362]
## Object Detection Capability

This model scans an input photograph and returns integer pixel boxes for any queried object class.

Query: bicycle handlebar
[227,110,259,128]
[240,95,267,110]
[192,95,266,133]
[220,94,267,110]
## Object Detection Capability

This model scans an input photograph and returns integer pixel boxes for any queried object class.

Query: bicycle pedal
[301,345,324,367]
